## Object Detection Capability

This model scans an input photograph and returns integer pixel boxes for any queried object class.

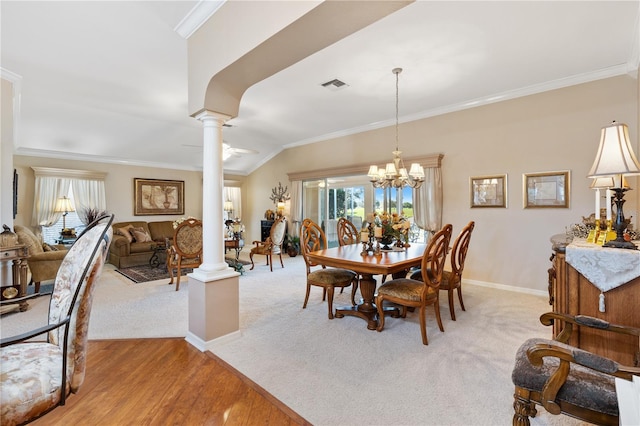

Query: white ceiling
[2,1,639,175]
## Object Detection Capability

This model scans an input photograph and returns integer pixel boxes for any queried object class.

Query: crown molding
[174,0,226,39]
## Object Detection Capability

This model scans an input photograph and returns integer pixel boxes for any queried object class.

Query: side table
[1,244,30,313]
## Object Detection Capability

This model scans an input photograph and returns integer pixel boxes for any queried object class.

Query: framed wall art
[470,174,507,208]
[134,178,184,215]
[523,170,570,208]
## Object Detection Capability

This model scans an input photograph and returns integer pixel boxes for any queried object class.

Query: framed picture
[523,170,570,208]
[470,174,507,208]
[134,178,184,215]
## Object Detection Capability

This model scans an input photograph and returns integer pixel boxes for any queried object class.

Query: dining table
[307,242,428,330]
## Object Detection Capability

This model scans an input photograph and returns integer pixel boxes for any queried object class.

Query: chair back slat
[451,221,475,278]
[337,218,358,246]
[421,224,452,293]
[300,219,327,270]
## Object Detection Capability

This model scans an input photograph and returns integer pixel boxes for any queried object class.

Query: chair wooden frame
[249,216,286,272]
[167,218,202,291]
[375,224,452,345]
[300,218,357,319]
[512,312,640,426]
[439,220,474,320]
[337,217,359,246]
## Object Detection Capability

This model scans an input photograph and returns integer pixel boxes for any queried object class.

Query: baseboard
[185,330,243,352]
[464,279,548,298]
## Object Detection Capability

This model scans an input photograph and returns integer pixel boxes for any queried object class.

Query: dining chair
[410,221,475,320]
[375,223,452,345]
[0,214,113,426]
[300,218,357,319]
[336,217,361,301]
[249,216,286,272]
[167,218,202,291]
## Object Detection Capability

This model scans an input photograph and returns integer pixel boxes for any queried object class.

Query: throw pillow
[115,224,134,243]
[131,227,152,243]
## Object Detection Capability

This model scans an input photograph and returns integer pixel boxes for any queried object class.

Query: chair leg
[303,282,311,309]
[419,305,428,345]
[513,387,536,426]
[168,267,174,284]
[34,281,41,293]
[448,288,456,321]
[268,254,273,272]
[434,298,444,332]
[249,252,255,270]
[326,286,335,319]
[278,252,284,269]
[375,295,386,331]
[175,268,181,291]
[457,286,466,311]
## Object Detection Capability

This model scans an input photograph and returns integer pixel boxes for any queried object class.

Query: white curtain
[413,166,443,236]
[32,176,71,227]
[288,181,302,237]
[72,179,107,224]
[223,187,242,221]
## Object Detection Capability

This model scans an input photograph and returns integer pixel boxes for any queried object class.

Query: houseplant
[284,235,300,257]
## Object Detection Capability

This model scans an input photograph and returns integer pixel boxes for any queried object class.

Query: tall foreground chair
[300,219,357,319]
[167,218,202,291]
[249,216,286,272]
[0,215,114,426]
[511,312,640,425]
[375,224,452,345]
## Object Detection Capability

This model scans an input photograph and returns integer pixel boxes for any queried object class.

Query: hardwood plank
[31,338,310,425]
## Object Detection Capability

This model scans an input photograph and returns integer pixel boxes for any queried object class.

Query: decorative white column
[185,110,240,352]
[193,110,233,277]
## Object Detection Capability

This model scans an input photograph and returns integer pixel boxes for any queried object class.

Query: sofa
[108,221,175,268]
[14,225,68,292]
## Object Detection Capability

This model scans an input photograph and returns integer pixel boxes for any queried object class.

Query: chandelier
[367,68,424,189]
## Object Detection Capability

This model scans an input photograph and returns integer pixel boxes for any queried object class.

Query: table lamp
[587,121,640,249]
[54,196,75,234]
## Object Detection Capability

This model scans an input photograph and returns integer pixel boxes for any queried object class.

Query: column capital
[194,109,231,126]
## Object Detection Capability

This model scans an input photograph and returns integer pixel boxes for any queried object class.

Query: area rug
[115,258,250,283]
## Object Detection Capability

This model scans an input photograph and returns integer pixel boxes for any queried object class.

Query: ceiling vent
[321,78,348,91]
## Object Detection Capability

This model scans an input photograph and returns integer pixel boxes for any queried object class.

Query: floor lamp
[588,121,640,249]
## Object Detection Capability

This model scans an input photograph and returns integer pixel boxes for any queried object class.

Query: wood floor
[32,338,311,425]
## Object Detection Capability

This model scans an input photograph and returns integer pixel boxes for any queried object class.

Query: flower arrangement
[172,216,196,229]
[368,211,411,246]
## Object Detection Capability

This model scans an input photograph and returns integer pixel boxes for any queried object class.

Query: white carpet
[0,252,588,425]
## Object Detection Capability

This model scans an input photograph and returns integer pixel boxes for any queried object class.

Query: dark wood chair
[0,215,114,425]
[410,221,475,320]
[167,218,202,291]
[249,216,286,272]
[511,312,640,426]
[375,224,452,345]
[300,218,357,319]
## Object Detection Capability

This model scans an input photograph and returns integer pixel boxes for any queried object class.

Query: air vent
[320,78,348,91]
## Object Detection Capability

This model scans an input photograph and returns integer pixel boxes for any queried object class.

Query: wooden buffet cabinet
[551,243,640,366]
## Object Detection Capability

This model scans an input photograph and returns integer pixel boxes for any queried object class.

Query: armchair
[512,312,640,425]
[249,216,286,272]
[0,215,113,426]
[14,225,68,293]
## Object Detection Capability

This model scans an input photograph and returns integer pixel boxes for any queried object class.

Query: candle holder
[587,219,600,243]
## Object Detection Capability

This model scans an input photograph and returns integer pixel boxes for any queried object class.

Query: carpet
[116,258,249,283]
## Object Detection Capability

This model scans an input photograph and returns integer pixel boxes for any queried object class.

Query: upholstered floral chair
[0,215,114,426]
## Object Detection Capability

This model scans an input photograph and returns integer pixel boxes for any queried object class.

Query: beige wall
[245,75,638,293]
[12,156,204,227]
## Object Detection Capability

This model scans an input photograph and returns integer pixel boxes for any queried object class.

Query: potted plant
[284,235,300,257]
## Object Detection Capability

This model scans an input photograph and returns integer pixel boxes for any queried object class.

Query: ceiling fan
[181,143,258,161]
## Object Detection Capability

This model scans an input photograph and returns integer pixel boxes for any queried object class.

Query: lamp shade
[588,121,640,178]
[223,200,234,212]
[54,196,75,213]
[589,176,629,189]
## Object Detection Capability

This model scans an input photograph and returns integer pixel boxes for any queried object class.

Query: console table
[1,244,30,313]
[551,238,640,365]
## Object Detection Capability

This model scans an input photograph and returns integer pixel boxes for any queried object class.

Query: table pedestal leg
[335,273,398,330]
